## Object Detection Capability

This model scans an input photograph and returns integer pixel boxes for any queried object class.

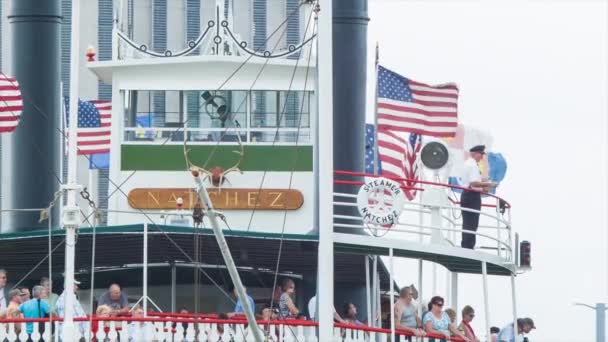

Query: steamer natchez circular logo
[357,178,406,226]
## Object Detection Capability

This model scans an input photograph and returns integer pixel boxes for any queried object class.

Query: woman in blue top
[423,296,469,342]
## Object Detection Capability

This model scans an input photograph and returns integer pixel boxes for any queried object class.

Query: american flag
[377,129,421,200]
[377,65,458,138]
[65,98,111,155]
[0,74,23,133]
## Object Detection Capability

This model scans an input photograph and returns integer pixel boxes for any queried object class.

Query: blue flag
[89,153,109,170]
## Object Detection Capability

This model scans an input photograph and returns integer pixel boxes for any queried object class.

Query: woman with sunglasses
[459,305,480,342]
[423,296,469,342]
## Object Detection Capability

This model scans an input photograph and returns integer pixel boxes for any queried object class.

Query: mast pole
[317,0,335,340]
[192,172,263,342]
[373,42,380,175]
[62,0,82,339]
[371,42,381,326]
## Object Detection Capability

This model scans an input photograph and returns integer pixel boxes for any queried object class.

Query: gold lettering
[225,191,238,207]
[269,192,284,208]
[147,191,161,208]
[129,188,302,210]
[168,192,179,204]
[247,192,259,207]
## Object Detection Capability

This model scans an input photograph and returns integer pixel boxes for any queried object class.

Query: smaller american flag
[0,74,23,133]
[65,98,112,155]
[365,124,382,174]
[378,130,421,201]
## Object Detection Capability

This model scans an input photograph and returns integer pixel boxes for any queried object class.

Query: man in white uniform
[460,145,497,249]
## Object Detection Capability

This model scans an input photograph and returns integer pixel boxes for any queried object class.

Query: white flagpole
[63,0,82,339]
[373,42,379,175]
[59,82,65,220]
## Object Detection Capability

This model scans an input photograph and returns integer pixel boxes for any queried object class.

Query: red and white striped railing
[0,316,467,341]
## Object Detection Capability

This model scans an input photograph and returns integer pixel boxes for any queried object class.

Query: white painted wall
[134,0,152,47]
[266,0,286,52]
[232,0,251,47]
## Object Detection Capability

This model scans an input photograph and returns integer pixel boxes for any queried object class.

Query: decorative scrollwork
[115,4,315,59]
[222,24,316,59]
[116,20,213,58]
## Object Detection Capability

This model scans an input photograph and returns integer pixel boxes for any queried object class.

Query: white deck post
[365,256,372,327]
[417,259,423,319]
[451,272,458,316]
[317,0,334,340]
[62,0,81,339]
[143,222,148,316]
[510,274,517,334]
[389,248,395,342]
[372,256,378,327]
[482,261,491,342]
[376,267,381,328]
[432,263,437,296]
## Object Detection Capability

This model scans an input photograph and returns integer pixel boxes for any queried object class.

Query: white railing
[123,127,312,145]
[0,318,468,342]
[333,171,514,262]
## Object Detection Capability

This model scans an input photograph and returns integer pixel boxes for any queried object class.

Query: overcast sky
[366,1,607,341]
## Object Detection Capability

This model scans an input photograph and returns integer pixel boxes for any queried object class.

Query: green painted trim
[121,145,313,171]
[0,224,319,242]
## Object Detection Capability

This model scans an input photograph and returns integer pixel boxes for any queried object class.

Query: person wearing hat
[459,145,497,249]
[497,317,535,342]
[56,277,88,336]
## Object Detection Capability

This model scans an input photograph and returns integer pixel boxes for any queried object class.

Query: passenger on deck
[1,289,25,334]
[459,145,497,249]
[422,296,469,342]
[342,302,364,326]
[19,285,52,335]
[19,287,31,301]
[94,304,112,337]
[56,278,88,336]
[497,318,535,342]
[490,326,500,342]
[98,283,130,316]
[307,295,346,323]
[96,304,111,317]
[5,289,25,318]
[445,308,465,337]
[40,276,59,309]
[394,286,425,339]
[228,284,255,317]
[459,305,480,342]
[260,306,275,321]
[0,269,8,313]
[278,278,299,319]
[128,305,157,342]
